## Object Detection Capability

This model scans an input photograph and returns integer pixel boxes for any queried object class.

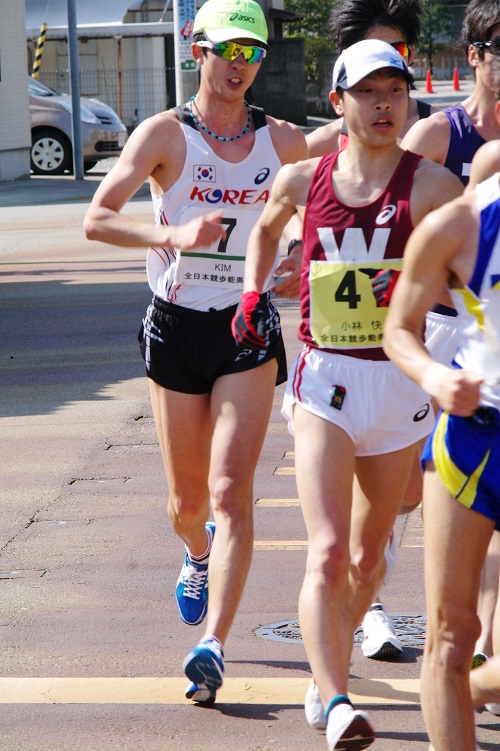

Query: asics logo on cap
[230,13,255,23]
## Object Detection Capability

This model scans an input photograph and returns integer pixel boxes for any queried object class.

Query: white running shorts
[425,310,461,366]
[282,346,434,456]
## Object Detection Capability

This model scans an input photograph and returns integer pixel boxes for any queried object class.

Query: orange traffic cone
[425,69,434,94]
[453,67,461,91]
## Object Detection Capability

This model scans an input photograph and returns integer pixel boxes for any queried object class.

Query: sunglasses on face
[473,39,500,57]
[391,42,415,61]
[196,40,267,64]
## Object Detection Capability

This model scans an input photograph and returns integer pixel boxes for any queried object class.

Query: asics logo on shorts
[375,205,397,225]
[413,403,430,422]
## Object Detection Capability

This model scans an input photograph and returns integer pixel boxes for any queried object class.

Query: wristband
[287,238,303,256]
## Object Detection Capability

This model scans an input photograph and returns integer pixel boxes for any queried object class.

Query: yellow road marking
[274,467,296,475]
[253,541,307,550]
[255,498,300,506]
[0,677,420,705]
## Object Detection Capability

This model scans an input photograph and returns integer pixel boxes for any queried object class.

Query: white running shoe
[326,703,375,751]
[184,680,216,704]
[383,528,398,585]
[361,603,403,659]
[304,679,326,730]
[485,703,500,715]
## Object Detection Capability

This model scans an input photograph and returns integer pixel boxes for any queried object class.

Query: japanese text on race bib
[177,205,260,290]
[310,259,403,349]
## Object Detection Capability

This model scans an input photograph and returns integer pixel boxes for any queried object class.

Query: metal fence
[412,57,470,80]
[39,67,174,129]
[38,58,471,129]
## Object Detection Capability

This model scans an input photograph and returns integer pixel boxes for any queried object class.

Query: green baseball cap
[193,0,268,48]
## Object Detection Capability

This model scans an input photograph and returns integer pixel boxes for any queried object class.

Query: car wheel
[84,161,98,172]
[31,128,72,175]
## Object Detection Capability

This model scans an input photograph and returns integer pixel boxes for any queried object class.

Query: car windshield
[28,77,58,97]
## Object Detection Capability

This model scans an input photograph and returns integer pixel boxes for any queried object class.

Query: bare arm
[467,141,500,191]
[261,122,308,298]
[83,113,225,250]
[384,199,483,415]
[268,116,308,166]
[244,159,315,293]
[400,111,452,165]
[273,212,304,298]
[306,119,343,158]
[276,120,343,296]
[409,157,464,226]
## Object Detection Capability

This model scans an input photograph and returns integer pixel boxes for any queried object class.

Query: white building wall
[0,0,31,181]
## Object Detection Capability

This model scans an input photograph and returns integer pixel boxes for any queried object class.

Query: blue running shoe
[185,681,216,705]
[183,642,224,694]
[175,522,215,626]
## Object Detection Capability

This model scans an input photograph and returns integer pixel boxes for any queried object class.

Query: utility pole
[67,0,83,179]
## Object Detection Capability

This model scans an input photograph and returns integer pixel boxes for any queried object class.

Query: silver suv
[29,77,128,175]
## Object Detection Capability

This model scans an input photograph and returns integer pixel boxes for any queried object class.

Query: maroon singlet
[300,149,422,360]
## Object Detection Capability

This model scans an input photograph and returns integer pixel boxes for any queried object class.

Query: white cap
[332,39,413,90]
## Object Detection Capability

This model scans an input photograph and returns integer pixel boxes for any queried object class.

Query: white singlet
[450,173,500,410]
[146,105,282,311]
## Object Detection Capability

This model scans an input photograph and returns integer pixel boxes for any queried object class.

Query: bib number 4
[334,270,361,309]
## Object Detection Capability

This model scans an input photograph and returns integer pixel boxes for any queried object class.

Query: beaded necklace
[188,95,251,142]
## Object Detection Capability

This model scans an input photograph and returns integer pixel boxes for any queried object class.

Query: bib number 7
[217,218,237,254]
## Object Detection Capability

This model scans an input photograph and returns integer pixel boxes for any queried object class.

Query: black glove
[371,269,401,307]
[231,291,274,351]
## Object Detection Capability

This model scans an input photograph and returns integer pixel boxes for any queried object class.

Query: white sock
[187,525,213,563]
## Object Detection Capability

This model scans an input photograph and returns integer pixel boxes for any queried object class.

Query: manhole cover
[255,614,427,647]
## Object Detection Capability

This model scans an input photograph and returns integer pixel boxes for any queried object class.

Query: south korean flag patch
[194,165,216,182]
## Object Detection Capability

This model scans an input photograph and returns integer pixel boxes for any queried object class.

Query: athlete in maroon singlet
[236,40,463,751]
[299,150,420,359]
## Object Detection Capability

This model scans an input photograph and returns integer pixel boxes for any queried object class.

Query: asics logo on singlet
[189,186,269,204]
[230,13,255,22]
[413,403,430,422]
[375,205,397,225]
[255,168,270,185]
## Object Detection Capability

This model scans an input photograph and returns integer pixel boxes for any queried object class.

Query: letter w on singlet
[317,227,391,261]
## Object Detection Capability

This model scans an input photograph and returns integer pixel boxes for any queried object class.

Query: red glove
[371,269,401,307]
[231,291,273,350]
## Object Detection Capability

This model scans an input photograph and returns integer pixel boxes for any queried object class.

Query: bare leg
[149,380,212,556]
[202,360,278,644]
[470,539,500,708]
[295,409,355,703]
[363,441,423,657]
[474,531,500,657]
[349,450,414,623]
[369,438,424,609]
[420,466,494,751]
[150,357,277,645]
[470,655,500,707]
[398,439,424,515]
[294,404,415,707]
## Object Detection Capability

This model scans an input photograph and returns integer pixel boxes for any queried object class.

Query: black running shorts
[138,296,287,394]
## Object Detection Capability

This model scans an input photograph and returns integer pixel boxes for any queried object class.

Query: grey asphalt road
[0,103,499,751]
